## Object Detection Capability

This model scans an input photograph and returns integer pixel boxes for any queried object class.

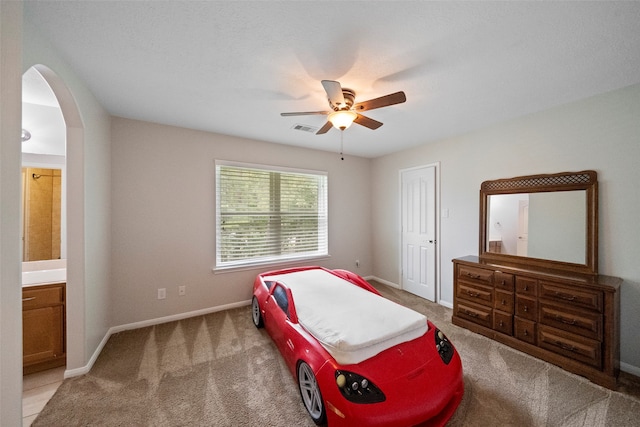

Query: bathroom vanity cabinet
[23,283,66,374]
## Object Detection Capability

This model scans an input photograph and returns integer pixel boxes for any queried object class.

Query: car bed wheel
[297,361,326,425]
[251,296,263,328]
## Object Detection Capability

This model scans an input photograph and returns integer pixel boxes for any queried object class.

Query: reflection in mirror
[480,170,597,275]
[22,167,62,261]
[487,191,586,264]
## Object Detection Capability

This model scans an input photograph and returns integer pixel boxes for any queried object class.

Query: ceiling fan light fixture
[328,110,357,130]
[281,80,405,135]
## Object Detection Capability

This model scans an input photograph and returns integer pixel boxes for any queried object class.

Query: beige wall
[1,2,25,425]
[110,117,372,325]
[371,83,640,374]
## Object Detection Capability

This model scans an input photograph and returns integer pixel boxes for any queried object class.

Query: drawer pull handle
[555,315,576,325]
[499,320,504,327]
[466,273,481,279]
[523,329,529,336]
[554,292,576,301]
[22,297,36,302]
[555,341,577,352]
[466,290,480,297]
[465,310,478,318]
[523,306,528,312]
[501,299,506,305]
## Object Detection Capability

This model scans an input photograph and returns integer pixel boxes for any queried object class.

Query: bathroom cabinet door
[23,283,66,374]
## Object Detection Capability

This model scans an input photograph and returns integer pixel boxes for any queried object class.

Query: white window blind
[215,162,328,269]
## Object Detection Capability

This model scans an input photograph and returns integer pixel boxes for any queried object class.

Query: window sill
[212,255,332,274]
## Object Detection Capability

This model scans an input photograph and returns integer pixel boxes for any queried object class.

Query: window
[215,161,328,269]
[272,284,290,317]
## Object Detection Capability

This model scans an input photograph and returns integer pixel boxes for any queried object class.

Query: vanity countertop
[22,268,66,287]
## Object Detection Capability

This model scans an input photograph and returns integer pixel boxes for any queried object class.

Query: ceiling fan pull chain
[340,131,344,161]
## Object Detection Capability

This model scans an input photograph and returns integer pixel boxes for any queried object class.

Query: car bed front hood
[347,329,438,385]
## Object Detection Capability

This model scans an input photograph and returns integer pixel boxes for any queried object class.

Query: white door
[517,199,529,256]
[401,166,436,301]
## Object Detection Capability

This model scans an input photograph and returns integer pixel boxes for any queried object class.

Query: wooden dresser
[452,256,621,389]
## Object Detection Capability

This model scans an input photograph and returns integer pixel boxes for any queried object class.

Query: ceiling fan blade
[316,121,334,135]
[281,111,330,117]
[354,114,383,130]
[353,91,406,112]
[321,80,345,108]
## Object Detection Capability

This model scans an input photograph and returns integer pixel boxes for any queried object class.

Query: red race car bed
[252,266,464,427]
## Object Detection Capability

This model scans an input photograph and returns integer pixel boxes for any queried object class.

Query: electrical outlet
[157,288,166,300]
[178,285,186,296]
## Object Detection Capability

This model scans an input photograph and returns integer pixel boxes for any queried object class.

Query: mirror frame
[479,170,598,275]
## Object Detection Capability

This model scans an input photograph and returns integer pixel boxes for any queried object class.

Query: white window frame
[215,160,328,271]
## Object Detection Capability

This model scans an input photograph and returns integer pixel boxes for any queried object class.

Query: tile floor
[22,367,65,427]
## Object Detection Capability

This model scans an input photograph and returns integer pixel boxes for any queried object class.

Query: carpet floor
[33,281,640,426]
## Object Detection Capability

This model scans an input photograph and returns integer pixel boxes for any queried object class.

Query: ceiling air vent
[292,124,318,133]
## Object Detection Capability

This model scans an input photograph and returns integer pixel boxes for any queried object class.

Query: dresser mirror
[479,170,598,275]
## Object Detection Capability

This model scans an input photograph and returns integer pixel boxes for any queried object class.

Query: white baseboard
[438,299,453,309]
[621,361,640,377]
[367,275,454,310]
[366,275,401,289]
[64,300,252,379]
[64,330,111,378]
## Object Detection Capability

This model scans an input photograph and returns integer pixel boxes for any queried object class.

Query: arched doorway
[22,64,85,376]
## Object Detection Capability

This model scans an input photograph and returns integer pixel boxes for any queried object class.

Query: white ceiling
[23,1,640,158]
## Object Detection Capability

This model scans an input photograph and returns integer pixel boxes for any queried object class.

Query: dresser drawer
[493,310,513,336]
[539,281,603,312]
[494,289,514,313]
[455,300,492,328]
[538,325,602,369]
[515,277,538,296]
[515,294,537,321]
[539,302,602,341]
[514,317,537,345]
[22,285,64,310]
[494,272,514,291]
[458,265,493,285]
[457,281,493,306]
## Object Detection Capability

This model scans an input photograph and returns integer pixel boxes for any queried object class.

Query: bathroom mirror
[22,167,62,262]
[479,170,598,275]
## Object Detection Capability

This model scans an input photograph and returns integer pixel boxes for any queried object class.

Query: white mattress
[264,269,428,365]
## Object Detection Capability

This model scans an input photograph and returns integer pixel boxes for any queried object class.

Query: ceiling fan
[281,80,407,135]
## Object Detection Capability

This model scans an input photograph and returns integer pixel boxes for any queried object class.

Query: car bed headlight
[335,370,385,404]
[435,328,454,364]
